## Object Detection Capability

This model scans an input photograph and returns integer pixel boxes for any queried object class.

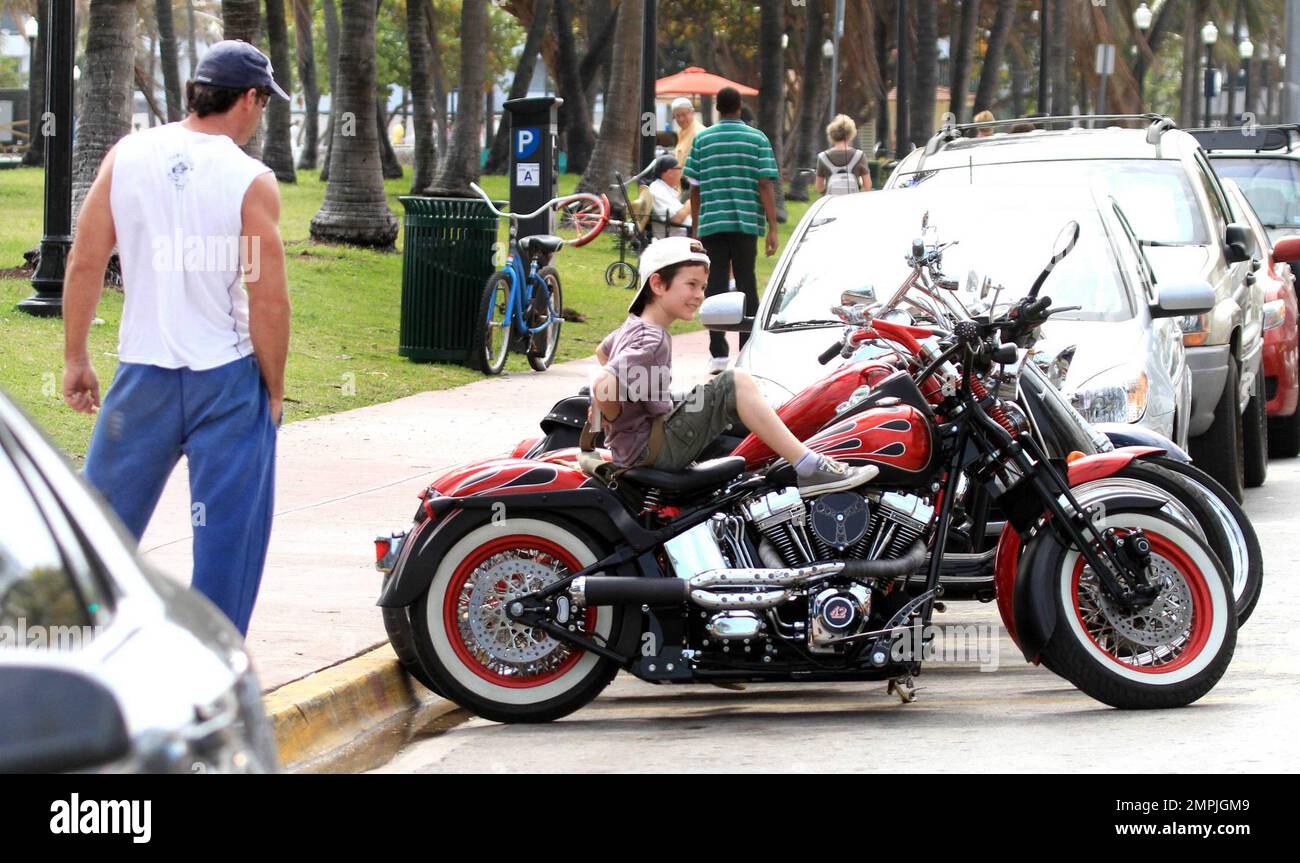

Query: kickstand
[887,675,917,704]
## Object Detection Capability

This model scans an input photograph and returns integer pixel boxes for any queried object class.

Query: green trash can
[398,196,501,364]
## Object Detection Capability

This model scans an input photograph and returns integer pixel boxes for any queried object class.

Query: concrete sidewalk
[139,328,720,691]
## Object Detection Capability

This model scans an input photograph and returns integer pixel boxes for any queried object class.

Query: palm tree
[1048,0,1071,114]
[577,0,641,195]
[787,0,825,201]
[947,0,979,124]
[756,0,786,222]
[974,0,1013,115]
[22,2,46,167]
[485,0,552,174]
[262,0,296,181]
[292,0,321,169]
[73,0,138,221]
[222,0,263,156]
[909,0,938,148]
[426,0,489,195]
[319,0,340,179]
[310,0,398,247]
[406,0,437,190]
[554,0,596,175]
[155,0,184,122]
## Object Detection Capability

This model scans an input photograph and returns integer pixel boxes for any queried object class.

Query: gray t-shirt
[598,316,673,465]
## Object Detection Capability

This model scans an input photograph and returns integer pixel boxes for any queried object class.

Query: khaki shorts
[648,369,741,471]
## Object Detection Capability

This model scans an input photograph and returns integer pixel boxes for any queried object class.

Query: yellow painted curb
[263,643,444,770]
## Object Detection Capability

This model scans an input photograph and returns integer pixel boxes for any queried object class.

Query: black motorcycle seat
[621,456,746,494]
[518,234,565,257]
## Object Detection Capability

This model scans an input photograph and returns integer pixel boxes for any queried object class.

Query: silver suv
[885,115,1266,500]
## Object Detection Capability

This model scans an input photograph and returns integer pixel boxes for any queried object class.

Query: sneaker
[797,456,879,497]
[708,357,729,375]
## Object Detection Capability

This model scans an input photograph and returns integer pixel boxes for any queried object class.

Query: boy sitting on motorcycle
[589,235,876,496]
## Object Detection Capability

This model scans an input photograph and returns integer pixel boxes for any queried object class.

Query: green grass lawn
[0,166,810,461]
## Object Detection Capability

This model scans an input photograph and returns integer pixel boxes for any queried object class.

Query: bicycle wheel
[474,271,512,375]
[554,196,609,247]
[605,260,637,290]
[527,267,563,372]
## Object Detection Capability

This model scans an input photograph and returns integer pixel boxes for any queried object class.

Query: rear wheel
[527,267,563,372]
[473,272,512,375]
[1037,510,1236,709]
[409,517,621,723]
[605,260,638,290]
[1188,357,1245,501]
[1242,370,1269,488]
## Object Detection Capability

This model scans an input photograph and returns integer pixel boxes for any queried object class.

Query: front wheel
[474,271,512,375]
[526,267,563,372]
[409,517,621,723]
[1037,510,1236,709]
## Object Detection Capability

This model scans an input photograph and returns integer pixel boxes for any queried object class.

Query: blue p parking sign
[514,127,541,160]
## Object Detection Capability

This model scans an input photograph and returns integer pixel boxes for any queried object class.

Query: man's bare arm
[62,146,119,413]
[242,172,290,423]
[690,185,701,238]
[759,177,778,256]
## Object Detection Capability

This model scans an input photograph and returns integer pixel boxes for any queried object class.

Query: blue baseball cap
[193,40,289,100]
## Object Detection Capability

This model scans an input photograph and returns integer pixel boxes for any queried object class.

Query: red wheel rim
[1070,531,1214,674]
[443,534,597,688]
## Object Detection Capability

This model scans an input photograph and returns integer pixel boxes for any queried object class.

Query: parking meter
[505,96,563,240]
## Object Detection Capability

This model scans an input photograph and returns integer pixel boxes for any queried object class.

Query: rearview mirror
[700,292,751,331]
[840,287,877,307]
[0,666,130,773]
[1272,236,1300,263]
[1225,223,1256,263]
[1152,280,1216,318]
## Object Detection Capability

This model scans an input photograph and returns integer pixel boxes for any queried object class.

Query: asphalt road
[371,460,1300,774]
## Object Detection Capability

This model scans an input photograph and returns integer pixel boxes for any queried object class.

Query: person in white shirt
[62,40,291,635]
[645,155,693,238]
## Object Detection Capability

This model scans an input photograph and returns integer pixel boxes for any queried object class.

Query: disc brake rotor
[1077,554,1194,655]
[460,551,571,671]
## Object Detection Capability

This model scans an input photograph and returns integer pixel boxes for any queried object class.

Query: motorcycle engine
[743,487,932,568]
[808,584,872,652]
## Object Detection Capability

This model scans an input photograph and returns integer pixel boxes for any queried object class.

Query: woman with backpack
[815,114,872,197]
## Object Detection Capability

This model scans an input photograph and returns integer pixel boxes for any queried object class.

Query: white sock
[793,449,822,477]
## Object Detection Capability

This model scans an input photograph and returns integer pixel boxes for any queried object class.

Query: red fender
[993,446,1165,649]
[509,437,541,459]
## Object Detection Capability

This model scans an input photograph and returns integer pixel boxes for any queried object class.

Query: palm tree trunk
[757,0,786,222]
[1180,2,1202,126]
[427,0,488,195]
[310,0,398,247]
[485,0,552,174]
[262,0,296,181]
[155,0,184,122]
[555,0,596,175]
[320,0,340,179]
[909,0,938,148]
[947,0,979,123]
[406,0,436,191]
[73,0,138,222]
[222,0,264,157]
[576,0,641,195]
[22,1,47,167]
[974,0,1013,115]
[788,0,825,201]
[293,0,320,169]
[426,0,449,155]
[1048,0,1070,114]
[376,88,404,179]
[186,0,200,77]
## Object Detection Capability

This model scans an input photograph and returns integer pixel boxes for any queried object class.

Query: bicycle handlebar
[467,182,610,246]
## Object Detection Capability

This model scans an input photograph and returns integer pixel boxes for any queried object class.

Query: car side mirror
[700,291,752,332]
[1225,223,1255,263]
[1272,236,1300,263]
[1152,280,1216,318]
[0,665,130,773]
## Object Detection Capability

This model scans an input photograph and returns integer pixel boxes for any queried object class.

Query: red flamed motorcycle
[376,224,1236,723]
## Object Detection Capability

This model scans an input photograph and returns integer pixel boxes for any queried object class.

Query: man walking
[683,86,779,373]
[62,41,291,635]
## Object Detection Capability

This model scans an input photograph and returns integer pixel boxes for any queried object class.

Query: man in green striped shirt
[684,86,779,372]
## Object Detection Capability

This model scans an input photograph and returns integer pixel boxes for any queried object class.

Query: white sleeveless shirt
[110,123,272,370]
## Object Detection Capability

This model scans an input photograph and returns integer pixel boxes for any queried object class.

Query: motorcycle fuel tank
[802,405,936,487]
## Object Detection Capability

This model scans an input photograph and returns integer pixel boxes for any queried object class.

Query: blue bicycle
[468,183,608,374]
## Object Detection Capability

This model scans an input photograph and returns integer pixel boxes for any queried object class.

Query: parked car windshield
[894,159,1211,245]
[767,194,1135,328]
[1209,157,1300,228]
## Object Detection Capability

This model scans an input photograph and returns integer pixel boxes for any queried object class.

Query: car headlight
[1070,367,1150,424]
[1181,313,1209,347]
[1263,298,1286,331]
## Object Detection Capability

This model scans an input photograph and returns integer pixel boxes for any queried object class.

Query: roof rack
[915,113,1178,171]
[1186,124,1300,154]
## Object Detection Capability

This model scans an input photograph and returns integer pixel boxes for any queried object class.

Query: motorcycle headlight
[1070,367,1150,424]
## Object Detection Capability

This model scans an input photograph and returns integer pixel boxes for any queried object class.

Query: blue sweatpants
[84,355,277,635]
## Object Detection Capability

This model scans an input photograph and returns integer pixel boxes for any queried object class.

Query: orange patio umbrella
[655,67,758,97]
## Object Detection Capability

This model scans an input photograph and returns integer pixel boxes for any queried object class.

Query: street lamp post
[1039,0,1050,112]
[1203,20,1218,127]
[828,0,845,125]
[639,0,657,173]
[1133,2,1152,108]
[1240,37,1255,123]
[896,0,908,153]
[18,0,74,317]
